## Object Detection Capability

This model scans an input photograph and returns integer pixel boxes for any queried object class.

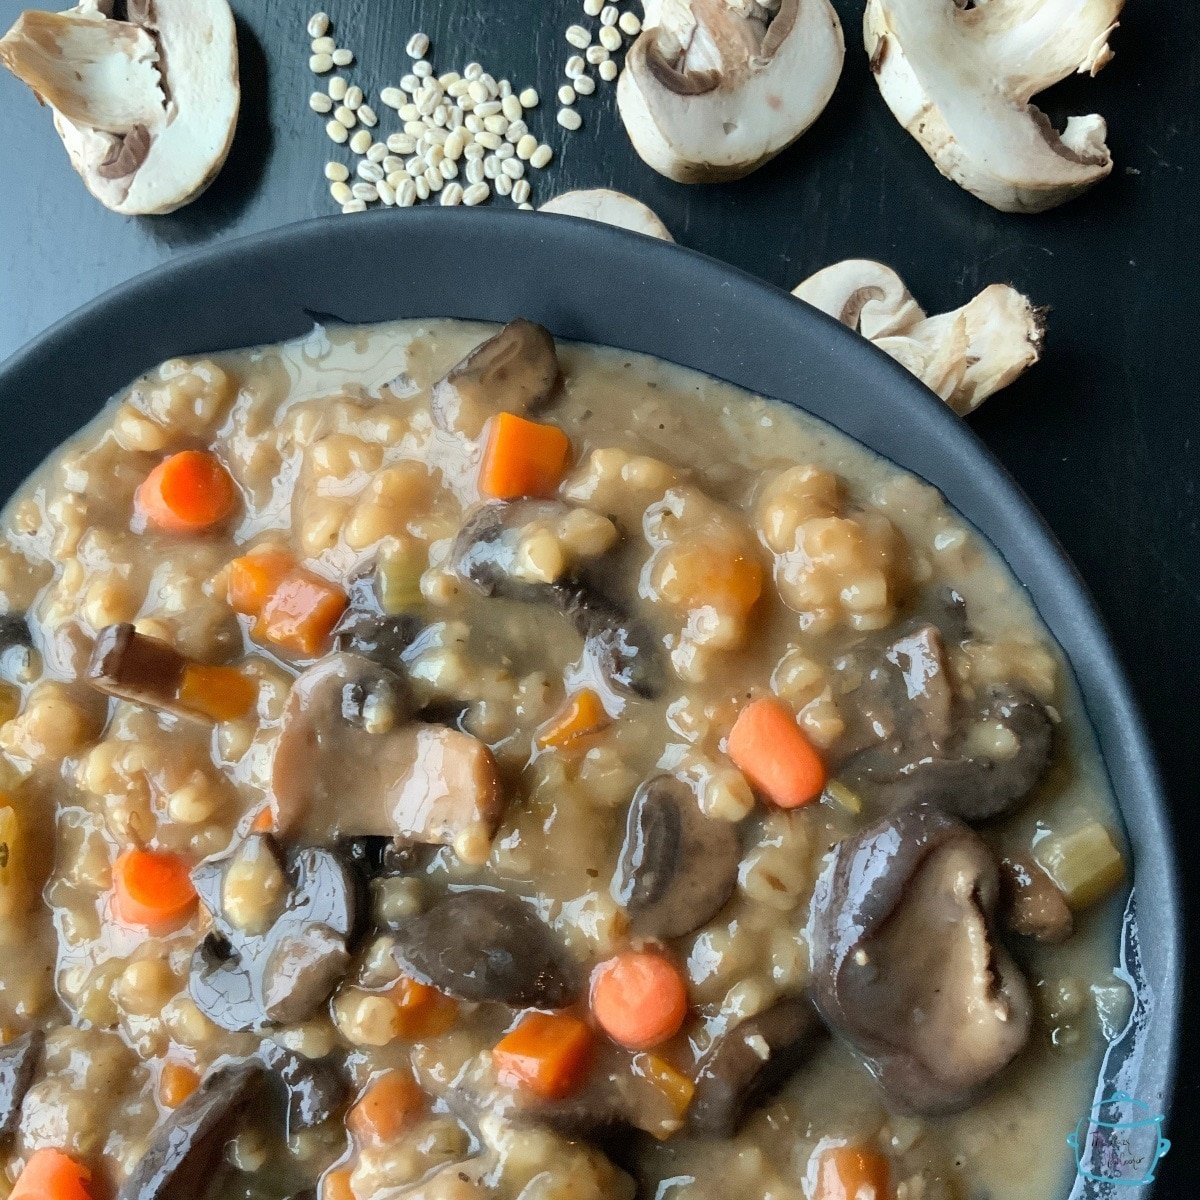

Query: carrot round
[113,848,197,930]
[590,950,688,1050]
[479,412,571,500]
[727,697,827,809]
[10,1150,93,1200]
[346,1070,428,1145]
[814,1144,892,1200]
[492,1011,594,1099]
[136,450,238,534]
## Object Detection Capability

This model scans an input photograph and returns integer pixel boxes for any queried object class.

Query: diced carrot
[346,1070,428,1145]
[319,1167,356,1200]
[632,1052,695,1136]
[250,807,275,833]
[727,697,827,810]
[479,412,571,500]
[389,974,459,1039]
[814,1144,892,1200]
[492,1011,594,1100]
[227,549,296,616]
[136,450,238,535]
[536,688,610,749]
[10,1150,93,1200]
[159,1061,200,1109]
[255,569,348,657]
[590,951,688,1051]
[176,664,258,722]
[113,848,197,930]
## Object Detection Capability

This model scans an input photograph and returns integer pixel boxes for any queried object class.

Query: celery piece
[1034,821,1126,911]
[377,541,427,614]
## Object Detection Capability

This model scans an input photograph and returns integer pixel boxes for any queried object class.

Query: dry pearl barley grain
[307,12,330,37]
[574,75,596,96]
[502,95,523,121]
[380,86,404,109]
[463,182,490,206]
[398,180,417,206]
[349,129,372,154]
[344,85,364,109]
[335,105,357,128]
[441,182,464,205]
[367,142,387,163]
[558,84,576,105]
[566,24,591,48]
[359,105,378,127]
[342,199,367,213]
[310,91,333,113]
[311,36,336,53]
[326,119,349,144]
[328,76,348,101]
[357,161,383,182]
[565,55,586,79]
[406,32,430,58]
[415,177,430,199]
[324,161,349,181]
[584,0,603,14]
[332,47,354,66]
[501,157,525,179]
[466,159,484,185]
[512,179,531,204]
[352,182,378,201]
[516,134,538,160]
[330,181,352,204]
[530,144,553,168]
[495,173,513,197]
[586,44,610,65]
[519,87,539,108]
[619,10,642,34]
[377,180,397,206]
[519,201,534,210]
[599,59,618,82]
[310,52,333,73]
[557,107,582,131]
[599,25,622,51]
[600,4,619,25]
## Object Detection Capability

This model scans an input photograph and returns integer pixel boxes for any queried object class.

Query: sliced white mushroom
[0,0,240,216]
[539,189,674,241]
[617,0,845,183]
[864,0,1123,212]
[794,260,1044,414]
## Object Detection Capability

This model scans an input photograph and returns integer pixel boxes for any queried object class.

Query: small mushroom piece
[270,653,501,857]
[809,804,1032,1115]
[612,775,741,939]
[1000,856,1074,943]
[864,0,1123,212]
[689,999,823,1136]
[0,1030,44,1137]
[393,890,580,1008]
[259,1043,348,1138]
[432,320,563,437]
[617,0,845,183]
[539,189,674,241]
[794,261,1044,414]
[0,0,240,216]
[118,1061,264,1200]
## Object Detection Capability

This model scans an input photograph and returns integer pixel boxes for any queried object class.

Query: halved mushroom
[794,261,1044,414]
[689,998,823,1135]
[612,775,741,939]
[432,320,562,437]
[809,804,1032,1115]
[617,0,844,183]
[189,835,356,1032]
[0,0,240,216]
[864,0,1123,212]
[0,1030,43,1137]
[269,653,502,859]
[118,1061,263,1200]
[452,501,665,698]
[539,190,674,241]
[392,890,580,1008]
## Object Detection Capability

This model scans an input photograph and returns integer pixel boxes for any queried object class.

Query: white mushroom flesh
[539,189,675,241]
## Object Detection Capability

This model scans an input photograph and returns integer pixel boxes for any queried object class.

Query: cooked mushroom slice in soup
[612,775,741,939]
[809,804,1032,1115]
[259,1042,348,1138]
[189,835,356,1032]
[269,652,502,857]
[117,1061,264,1200]
[432,319,563,437]
[392,890,580,1008]
[0,1029,43,1137]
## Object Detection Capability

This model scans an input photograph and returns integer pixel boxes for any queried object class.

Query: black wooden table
[1,0,1197,1192]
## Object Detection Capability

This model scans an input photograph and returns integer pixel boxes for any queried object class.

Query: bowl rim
[0,208,1181,1197]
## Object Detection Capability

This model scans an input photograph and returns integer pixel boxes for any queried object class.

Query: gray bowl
[0,210,1180,1198]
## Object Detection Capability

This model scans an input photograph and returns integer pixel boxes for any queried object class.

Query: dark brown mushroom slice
[0,611,32,654]
[689,999,824,1136]
[332,569,424,671]
[87,622,189,714]
[118,1060,264,1200]
[432,319,563,437]
[0,1029,43,1137]
[1000,855,1074,943]
[259,1043,348,1138]
[612,775,741,939]
[393,890,580,1008]
[809,804,1032,1115]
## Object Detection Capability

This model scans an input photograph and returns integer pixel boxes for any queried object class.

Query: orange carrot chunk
[256,569,348,657]
[10,1150,94,1200]
[727,697,827,809]
[492,1011,594,1100]
[227,549,296,616]
[390,974,459,1040]
[136,450,238,534]
[814,1144,892,1200]
[590,951,688,1051]
[113,848,197,930]
[479,412,571,500]
[177,664,258,722]
[536,688,610,749]
[158,1061,200,1109]
[319,1167,356,1200]
[250,807,276,834]
[346,1071,428,1145]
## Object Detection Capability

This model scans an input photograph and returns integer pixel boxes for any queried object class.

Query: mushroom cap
[864,0,1123,212]
[539,189,674,241]
[0,0,240,215]
[617,0,845,183]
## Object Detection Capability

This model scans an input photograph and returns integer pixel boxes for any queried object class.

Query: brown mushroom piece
[452,501,665,699]
[392,890,580,1008]
[332,570,424,671]
[1000,855,1074,943]
[432,319,563,437]
[269,653,502,859]
[689,998,824,1136]
[0,1030,44,1137]
[259,1042,348,1138]
[117,1061,263,1200]
[189,835,356,1032]
[809,804,1032,1115]
[612,775,741,939]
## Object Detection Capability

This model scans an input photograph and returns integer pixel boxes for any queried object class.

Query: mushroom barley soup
[0,320,1132,1200]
